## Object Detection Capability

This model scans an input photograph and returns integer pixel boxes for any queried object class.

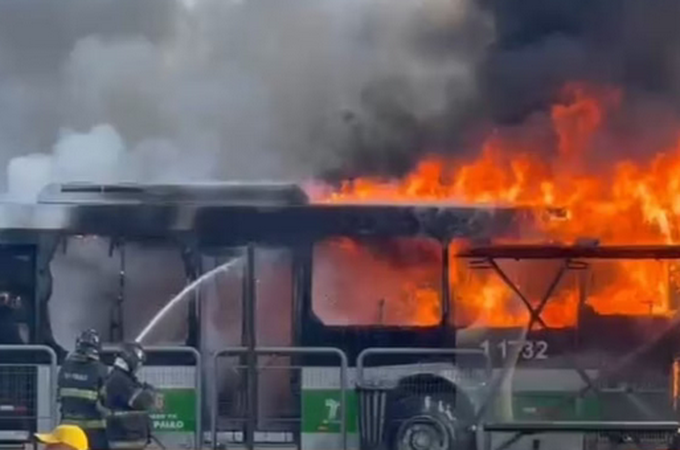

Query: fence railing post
[0,345,58,435]
[50,347,58,428]
[212,346,349,450]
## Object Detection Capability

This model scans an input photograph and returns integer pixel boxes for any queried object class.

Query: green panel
[150,388,196,433]
[512,392,600,421]
[302,390,358,433]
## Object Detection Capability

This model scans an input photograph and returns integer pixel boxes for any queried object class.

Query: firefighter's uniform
[58,351,109,450]
[103,344,156,450]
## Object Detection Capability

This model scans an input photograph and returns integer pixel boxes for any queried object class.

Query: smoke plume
[323,0,680,180]
[479,0,680,122]
[4,0,680,187]
[0,0,488,198]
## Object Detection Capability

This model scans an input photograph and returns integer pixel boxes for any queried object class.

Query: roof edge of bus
[35,181,310,206]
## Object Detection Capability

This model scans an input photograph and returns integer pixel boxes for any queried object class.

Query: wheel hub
[399,420,448,450]
[411,427,434,450]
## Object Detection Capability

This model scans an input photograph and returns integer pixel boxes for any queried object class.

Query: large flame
[310,82,680,328]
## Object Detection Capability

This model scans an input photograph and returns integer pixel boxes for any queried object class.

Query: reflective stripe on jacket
[61,418,107,429]
[60,387,99,401]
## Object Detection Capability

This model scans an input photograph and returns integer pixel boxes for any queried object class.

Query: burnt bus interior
[0,182,313,441]
[32,182,308,354]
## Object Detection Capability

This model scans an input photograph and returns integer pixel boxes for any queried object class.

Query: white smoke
[6,123,215,202]
[0,0,489,199]
[7,125,123,201]
[50,238,190,351]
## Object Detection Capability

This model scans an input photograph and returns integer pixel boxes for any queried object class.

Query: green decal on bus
[302,390,358,433]
[150,388,196,433]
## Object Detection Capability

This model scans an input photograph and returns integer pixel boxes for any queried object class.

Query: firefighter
[103,342,157,450]
[58,329,109,450]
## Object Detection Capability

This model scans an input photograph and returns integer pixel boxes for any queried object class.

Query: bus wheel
[395,414,451,450]
[390,394,475,450]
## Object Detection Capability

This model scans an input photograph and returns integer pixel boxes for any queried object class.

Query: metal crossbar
[472,258,575,424]
[462,246,680,450]
[486,258,550,329]
[471,256,664,423]
[458,244,680,260]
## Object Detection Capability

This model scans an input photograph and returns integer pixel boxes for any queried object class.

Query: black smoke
[323,0,680,181]
[479,0,680,122]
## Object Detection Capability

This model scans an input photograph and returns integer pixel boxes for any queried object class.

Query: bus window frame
[303,235,450,329]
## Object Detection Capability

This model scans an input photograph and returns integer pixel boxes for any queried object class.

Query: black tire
[387,393,476,450]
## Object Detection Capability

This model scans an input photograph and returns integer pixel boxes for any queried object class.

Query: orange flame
[311,82,680,328]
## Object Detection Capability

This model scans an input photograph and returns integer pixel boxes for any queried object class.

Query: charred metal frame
[457,244,680,450]
[179,245,202,348]
[243,245,257,450]
[107,238,126,342]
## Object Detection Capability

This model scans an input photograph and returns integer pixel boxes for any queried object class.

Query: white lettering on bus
[480,339,549,360]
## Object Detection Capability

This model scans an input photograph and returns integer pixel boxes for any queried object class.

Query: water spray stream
[135,257,244,344]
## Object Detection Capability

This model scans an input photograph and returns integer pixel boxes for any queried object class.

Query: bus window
[50,237,187,348]
[584,260,679,317]
[201,253,244,354]
[255,247,293,346]
[448,251,579,329]
[201,246,293,350]
[312,237,442,326]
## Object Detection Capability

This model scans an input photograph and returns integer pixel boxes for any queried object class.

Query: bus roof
[37,182,309,206]
[0,200,526,244]
[457,243,680,259]
[5,184,671,255]
[0,198,675,259]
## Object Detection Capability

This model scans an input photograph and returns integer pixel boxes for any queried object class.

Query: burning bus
[0,179,680,450]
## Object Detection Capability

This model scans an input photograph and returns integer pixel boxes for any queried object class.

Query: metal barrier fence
[211,347,349,450]
[356,348,492,450]
[356,347,492,386]
[0,345,57,444]
[102,345,202,450]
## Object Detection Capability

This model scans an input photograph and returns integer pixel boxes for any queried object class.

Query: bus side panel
[301,367,597,450]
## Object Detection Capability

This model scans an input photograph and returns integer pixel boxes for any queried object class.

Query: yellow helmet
[35,425,89,450]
